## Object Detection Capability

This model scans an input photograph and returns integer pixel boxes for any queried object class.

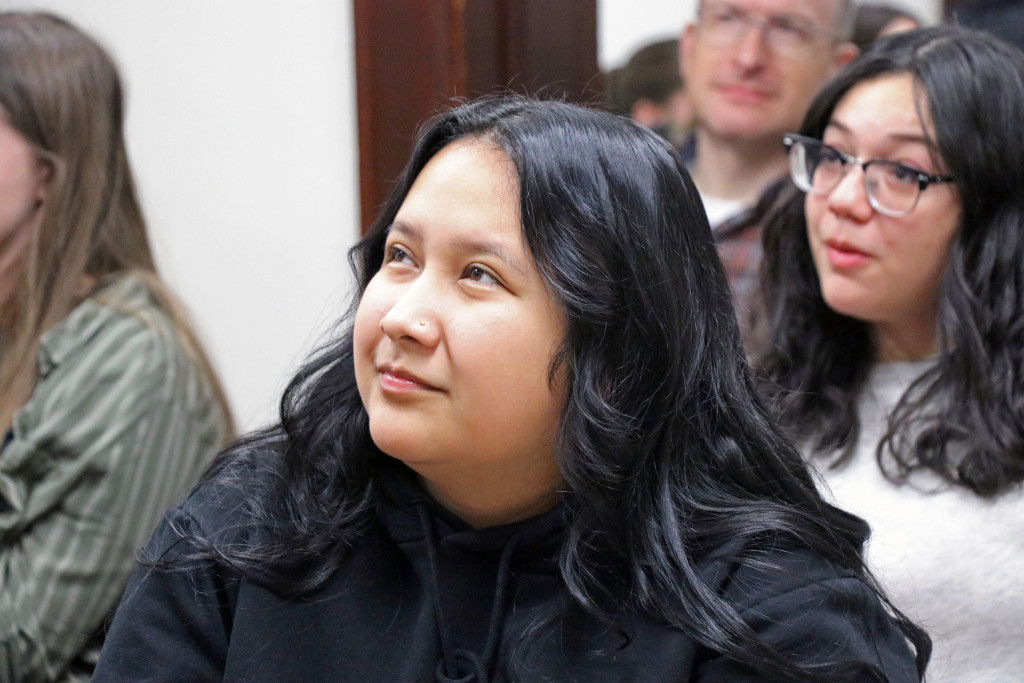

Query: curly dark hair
[751,25,1024,498]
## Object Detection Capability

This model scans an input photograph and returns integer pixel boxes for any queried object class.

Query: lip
[824,239,872,269]
[377,363,442,393]
[717,84,772,105]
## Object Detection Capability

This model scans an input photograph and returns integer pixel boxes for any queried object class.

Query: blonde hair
[0,11,234,437]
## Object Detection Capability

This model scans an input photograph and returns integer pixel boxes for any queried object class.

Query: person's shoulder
[38,274,185,385]
[158,437,287,553]
[702,536,863,609]
[16,275,223,459]
[91,274,184,360]
[697,537,920,680]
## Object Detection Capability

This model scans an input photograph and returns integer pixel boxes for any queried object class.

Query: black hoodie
[94,461,919,681]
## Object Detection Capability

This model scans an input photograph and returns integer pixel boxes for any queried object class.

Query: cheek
[804,193,824,228]
[353,287,387,380]
[456,338,563,455]
[687,49,718,92]
[889,222,956,283]
[450,313,563,416]
[789,63,831,100]
[804,196,826,257]
[924,202,960,256]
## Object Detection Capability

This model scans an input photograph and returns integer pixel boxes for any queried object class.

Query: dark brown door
[353,0,599,233]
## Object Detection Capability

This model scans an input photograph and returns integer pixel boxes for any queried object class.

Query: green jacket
[0,274,229,682]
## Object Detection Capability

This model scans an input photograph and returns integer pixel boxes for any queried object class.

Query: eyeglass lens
[700,5,825,56]
[790,140,921,217]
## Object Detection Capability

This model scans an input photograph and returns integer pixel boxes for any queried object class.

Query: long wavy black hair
[750,25,1024,497]
[184,95,927,679]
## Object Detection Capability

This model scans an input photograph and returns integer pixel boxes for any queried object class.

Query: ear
[33,157,53,204]
[830,41,859,74]
[680,24,697,78]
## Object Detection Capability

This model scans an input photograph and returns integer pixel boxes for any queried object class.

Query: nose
[377,278,442,347]
[734,20,770,69]
[824,164,873,223]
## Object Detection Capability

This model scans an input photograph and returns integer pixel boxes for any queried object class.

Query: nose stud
[418,320,427,327]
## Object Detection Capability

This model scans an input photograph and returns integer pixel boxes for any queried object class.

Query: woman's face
[353,140,567,511]
[0,116,47,314]
[804,73,961,360]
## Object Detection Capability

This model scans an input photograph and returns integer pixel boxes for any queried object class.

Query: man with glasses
[679,0,857,310]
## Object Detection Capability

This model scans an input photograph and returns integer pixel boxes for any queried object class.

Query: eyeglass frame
[695,2,840,57]
[783,134,956,217]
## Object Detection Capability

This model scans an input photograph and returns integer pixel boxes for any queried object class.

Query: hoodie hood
[376,459,566,682]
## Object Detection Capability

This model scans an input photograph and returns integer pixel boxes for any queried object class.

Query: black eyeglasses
[784,134,955,217]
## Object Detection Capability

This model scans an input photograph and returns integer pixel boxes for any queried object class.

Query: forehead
[393,140,523,245]
[831,73,931,134]
[404,140,517,208]
[702,0,844,25]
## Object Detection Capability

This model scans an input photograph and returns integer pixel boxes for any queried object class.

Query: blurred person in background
[851,3,921,52]
[0,11,232,680]
[606,39,694,147]
[679,0,857,312]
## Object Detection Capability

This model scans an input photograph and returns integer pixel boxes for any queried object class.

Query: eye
[769,16,810,40]
[886,163,924,186]
[463,264,500,286]
[384,244,413,265]
[708,6,742,25]
[818,144,846,166]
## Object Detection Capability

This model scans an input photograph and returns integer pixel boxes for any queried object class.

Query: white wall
[4,0,361,431]
[598,0,942,70]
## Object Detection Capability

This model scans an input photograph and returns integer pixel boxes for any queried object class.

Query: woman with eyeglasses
[750,25,1024,681]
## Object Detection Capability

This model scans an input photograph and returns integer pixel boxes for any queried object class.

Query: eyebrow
[388,220,528,276]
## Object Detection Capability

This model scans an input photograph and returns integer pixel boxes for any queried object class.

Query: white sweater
[818,360,1024,683]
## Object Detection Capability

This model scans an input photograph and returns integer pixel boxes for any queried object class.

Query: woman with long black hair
[96,95,925,681]
[751,26,1024,681]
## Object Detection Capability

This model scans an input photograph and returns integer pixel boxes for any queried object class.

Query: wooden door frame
[353,0,599,233]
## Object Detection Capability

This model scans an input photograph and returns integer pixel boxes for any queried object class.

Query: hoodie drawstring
[417,504,523,683]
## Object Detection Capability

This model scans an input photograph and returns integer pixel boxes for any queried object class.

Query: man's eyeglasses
[697,3,835,58]
[784,134,955,217]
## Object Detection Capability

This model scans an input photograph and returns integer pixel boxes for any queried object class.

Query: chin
[369,425,442,468]
[710,117,783,142]
[821,290,875,323]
